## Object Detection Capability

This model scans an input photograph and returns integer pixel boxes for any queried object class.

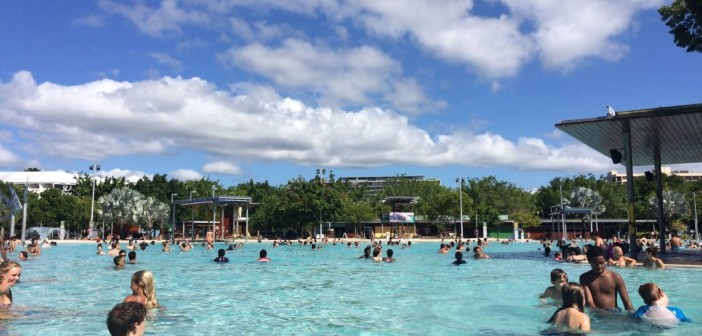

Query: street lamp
[456,178,465,239]
[316,168,327,239]
[694,192,699,242]
[190,190,196,240]
[211,185,217,239]
[171,193,178,241]
[89,163,101,238]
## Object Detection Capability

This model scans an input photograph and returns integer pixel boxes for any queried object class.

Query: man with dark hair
[579,246,633,311]
[127,251,137,264]
[213,249,229,263]
[106,302,147,336]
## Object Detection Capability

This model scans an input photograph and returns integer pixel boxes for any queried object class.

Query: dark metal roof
[174,195,252,206]
[555,103,702,166]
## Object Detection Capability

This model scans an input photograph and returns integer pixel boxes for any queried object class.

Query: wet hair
[548,283,586,323]
[106,301,146,336]
[611,246,623,255]
[372,248,381,258]
[454,251,463,260]
[549,268,567,283]
[638,283,664,305]
[19,251,29,259]
[114,256,124,266]
[131,270,158,308]
[647,247,660,257]
[0,260,21,280]
[259,249,267,258]
[128,251,136,261]
[217,249,226,257]
[585,246,606,262]
[386,249,394,257]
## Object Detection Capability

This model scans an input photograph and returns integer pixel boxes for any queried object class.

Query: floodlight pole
[694,192,699,242]
[456,178,464,239]
[212,185,217,240]
[190,190,196,241]
[171,193,178,241]
[89,163,101,238]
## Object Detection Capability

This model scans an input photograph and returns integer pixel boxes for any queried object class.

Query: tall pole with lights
[190,190,196,240]
[170,193,178,241]
[211,185,217,239]
[316,168,327,239]
[456,178,464,239]
[694,192,699,242]
[89,163,101,238]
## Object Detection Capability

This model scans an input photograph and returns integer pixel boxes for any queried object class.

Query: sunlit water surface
[3,240,700,335]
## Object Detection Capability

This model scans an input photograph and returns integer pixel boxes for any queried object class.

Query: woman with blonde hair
[0,260,21,305]
[547,282,590,332]
[123,270,159,308]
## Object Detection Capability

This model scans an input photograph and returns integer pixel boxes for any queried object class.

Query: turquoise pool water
[4,241,700,335]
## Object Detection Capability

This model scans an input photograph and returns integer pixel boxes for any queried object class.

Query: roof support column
[623,121,638,259]
[653,138,666,253]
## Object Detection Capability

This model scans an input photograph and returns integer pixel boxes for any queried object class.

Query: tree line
[1,170,701,239]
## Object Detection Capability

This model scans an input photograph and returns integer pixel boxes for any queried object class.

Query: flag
[7,183,23,214]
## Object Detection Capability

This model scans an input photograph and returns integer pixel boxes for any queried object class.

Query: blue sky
[1,0,701,190]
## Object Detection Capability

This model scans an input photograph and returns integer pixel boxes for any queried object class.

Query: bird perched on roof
[606,105,616,118]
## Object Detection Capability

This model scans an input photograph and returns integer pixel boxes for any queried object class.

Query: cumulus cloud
[0,71,612,174]
[220,38,439,114]
[0,144,20,168]
[169,169,202,181]
[203,161,242,175]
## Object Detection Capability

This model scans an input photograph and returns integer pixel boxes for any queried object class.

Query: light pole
[190,190,196,241]
[170,193,178,241]
[89,163,101,238]
[211,185,217,239]
[694,192,699,242]
[316,168,326,239]
[456,178,465,239]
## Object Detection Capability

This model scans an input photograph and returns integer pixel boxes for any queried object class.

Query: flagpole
[21,179,28,242]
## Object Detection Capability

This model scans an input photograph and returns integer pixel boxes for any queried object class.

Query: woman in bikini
[0,260,21,305]
[123,270,159,308]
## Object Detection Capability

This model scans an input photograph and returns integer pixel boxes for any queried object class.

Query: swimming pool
[6,240,700,335]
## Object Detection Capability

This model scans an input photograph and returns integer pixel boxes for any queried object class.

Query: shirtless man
[670,233,682,251]
[579,246,633,311]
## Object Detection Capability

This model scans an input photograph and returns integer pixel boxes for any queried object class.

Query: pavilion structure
[556,103,702,257]
[174,195,253,240]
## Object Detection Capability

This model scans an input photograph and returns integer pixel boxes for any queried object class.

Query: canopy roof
[555,103,702,166]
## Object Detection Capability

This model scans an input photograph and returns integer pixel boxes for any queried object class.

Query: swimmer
[123,270,159,308]
[372,248,382,262]
[128,251,137,264]
[161,241,170,252]
[642,247,665,269]
[473,246,489,259]
[18,251,28,261]
[257,249,271,262]
[547,283,590,332]
[383,249,396,262]
[635,282,690,327]
[540,269,568,304]
[107,242,121,256]
[452,251,466,265]
[579,246,633,311]
[97,243,106,255]
[607,246,636,267]
[359,245,371,259]
[107,301,147,336]
[213,249,229,263]
[114,256,125,269]
[0,260,21,305]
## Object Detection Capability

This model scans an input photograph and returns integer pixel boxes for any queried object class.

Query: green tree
[135,196,170,238]
[97,187,145,237]
[660,0,702,52]
[648,189,690,232]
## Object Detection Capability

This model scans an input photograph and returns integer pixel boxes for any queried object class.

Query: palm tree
[135,196,170,239]
[97,187,144,237]
[648,189,689,233]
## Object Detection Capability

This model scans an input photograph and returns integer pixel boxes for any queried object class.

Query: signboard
[386,212,415,223]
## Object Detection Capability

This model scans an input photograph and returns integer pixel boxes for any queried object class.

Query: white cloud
[150,52,183,72]
[203,161,242,175]
[102,168,151,183]
[169,169,202,181]
[0,71,613,174]
[98,0,212,37]
[0,144,20,168]
[220,38,438,113]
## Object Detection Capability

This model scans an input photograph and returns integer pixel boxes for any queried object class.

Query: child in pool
[540,268,568,304]
[635,283,690,328]
[547,283,590,332]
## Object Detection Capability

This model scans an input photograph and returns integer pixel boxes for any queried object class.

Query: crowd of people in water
[0,229,698,335]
